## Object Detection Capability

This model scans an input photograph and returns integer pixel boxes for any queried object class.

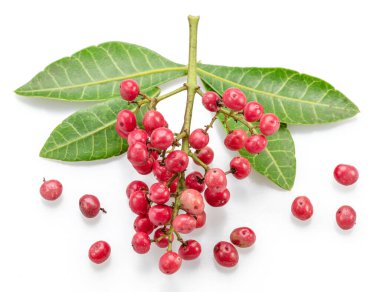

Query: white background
[1,0,379,291]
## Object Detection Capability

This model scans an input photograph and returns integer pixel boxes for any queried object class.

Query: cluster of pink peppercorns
[40,179,111,264]
[291,164,358,230]
[116,80,277,274]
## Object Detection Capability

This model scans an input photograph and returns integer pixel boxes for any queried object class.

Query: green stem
[219,107,257,134]
[167,15,200,252]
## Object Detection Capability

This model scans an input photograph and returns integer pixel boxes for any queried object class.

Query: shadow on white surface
[40,196,64,208]
[290,214,313,227]
[213,260,238,274]
[80,212,103,226]
[90,257,112,271]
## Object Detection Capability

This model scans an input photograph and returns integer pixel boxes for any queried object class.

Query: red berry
[195,146,214,165]
[115,122,129,139]
[185,171,205,192]
[230,156,251,179]
[149,182,170,204]
[142,110,166,134]
[133,215,155,234]
[116,110,137,135]
[153,160,173,182]
[224,129,248,151]
[127,129,148,146]
[79,194,104,218]
[88,241,111,264]
[120,79,139,101]
[202,91,221,112]
[165,150,189,173]
[178,240,202,260]
[147,142,159,160]
[222,88,247,111]
[291,196,313,221]
[148,205,172,226]
[154,228,173,248]
[126,180,148,199]
[150,127,174,150]
[132,232,151,254]
[204,168,227,192]
[259,113,280,136]
[189,129,209,150]
[40,179,62,201]
[127,142,149,166]
[173,214,197,234]
[159,252,182,275]
[245,135,268,154]
[195,211,206,228]
[169,177,179,193]
[336,205,356,230]
[133,157,154,175]
[204,188,230,207]
[180,189,205,215]
[244,101,264,122]
[214,241,239,268]
[129,191,149,215]
[334,164,359,186]
[230,227,256,248]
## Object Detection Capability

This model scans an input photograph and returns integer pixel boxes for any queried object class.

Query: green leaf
[39,88,160,161]
[198,64,359,124]
[16,42,186,101]
[202,81,295,190]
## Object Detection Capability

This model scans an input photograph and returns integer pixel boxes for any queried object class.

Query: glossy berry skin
[195,146,214,165]
[245,135,268,154]
[142,110,166,134]
[291,196,313,221]
[259,113,280,136]
[117,110,137,134]
[134,215,155,235]
[159,252,182,275]
[204,188,230,207]
[149,182,170,204]
[127,129,148,146]
[224,129,248,151]
[195,211,206,228]
[129,191,149,215]
[154,228,173,248]
[214,241,239,268]
[126,180,148,199]
[127,142,149,166]
[189,129,209,150]
[133,157,154,175]
[230,227,256,248]
[244,101,264,122]
[165,150,189,173]
[178,240,202,260]
[185,171,205,192]
[169,177,179,193]
[132,232,151,254]
[150,127,174,150]
[180,189,205,215]
[147,142,159,160]
[88,241,111,264]
[230,156,251,179]
[120,79,139,101]
[204,168,227,192]
[115,122,129,139]
[40,179,62,201]
[202,91,221,112]
[148,205,172,226]
[152,160,173,182]
[222,88,247,111]
[336,206,356,230]
[79,194,102,218]
[173,214,197,234]
[334,164,359,186]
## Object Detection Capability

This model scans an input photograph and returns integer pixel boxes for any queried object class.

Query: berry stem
[219,107,257,134]
[166,15,200,252]
[204,113,218,133]
[188,151,209,172]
